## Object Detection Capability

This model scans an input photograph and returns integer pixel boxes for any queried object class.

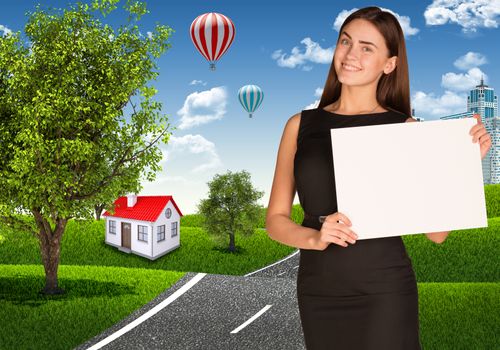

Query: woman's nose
[346,44,360,60]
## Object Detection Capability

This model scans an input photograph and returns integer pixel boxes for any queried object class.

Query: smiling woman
[334,22,397,95]
[266,6,423,350]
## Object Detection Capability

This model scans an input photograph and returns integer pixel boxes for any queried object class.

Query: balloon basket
[209,63,216,71]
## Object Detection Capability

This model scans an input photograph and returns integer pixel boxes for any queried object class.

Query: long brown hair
[318,6,411,117]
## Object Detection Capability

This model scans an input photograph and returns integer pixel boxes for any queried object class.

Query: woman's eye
[341,38,350,45]
[362,47,372,52]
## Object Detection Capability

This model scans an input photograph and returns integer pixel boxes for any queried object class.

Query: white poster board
[330,118,488,240]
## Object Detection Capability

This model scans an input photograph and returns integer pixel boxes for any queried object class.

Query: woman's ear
[384,56,397,74]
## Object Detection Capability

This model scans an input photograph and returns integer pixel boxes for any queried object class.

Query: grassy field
[0,264,184,350]
[0,195,499,349]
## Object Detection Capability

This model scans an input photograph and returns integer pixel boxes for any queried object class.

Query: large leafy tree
[197,170,264,253]
[0,0,174,294]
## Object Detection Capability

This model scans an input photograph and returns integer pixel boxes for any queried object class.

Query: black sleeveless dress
[294,107,422,350]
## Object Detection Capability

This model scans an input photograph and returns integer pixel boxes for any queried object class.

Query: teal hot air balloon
[238,85,264,118]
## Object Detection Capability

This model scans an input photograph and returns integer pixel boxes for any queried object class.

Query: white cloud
[149,175,197,186]
[139,173,207,215]
[333,10,354,32]
[303,87,324,110]
[314,87,324,97]
[453,52,488,70]
[176,86,227,130]
[411,90,467,117]
[0,24,12,37]
[162,134,222,173]
[271,37,334,70]
[424,0,500,33]
[189,79,207,86]
[441,67,486,91]
[333,8,419,38]
[140,134,224,214]
[304,100,320,110]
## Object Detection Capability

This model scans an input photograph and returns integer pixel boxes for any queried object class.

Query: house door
[121,222,131,249]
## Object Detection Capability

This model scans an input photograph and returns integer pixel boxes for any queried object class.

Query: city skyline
[440,77,499,184]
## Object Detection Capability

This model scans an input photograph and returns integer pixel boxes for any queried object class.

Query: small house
[103,194,183,260]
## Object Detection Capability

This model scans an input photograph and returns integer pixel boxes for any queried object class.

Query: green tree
[0,0,174,294]
[197,170,264,253]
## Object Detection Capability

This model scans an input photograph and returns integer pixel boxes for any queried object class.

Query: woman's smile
[342,63,362,72]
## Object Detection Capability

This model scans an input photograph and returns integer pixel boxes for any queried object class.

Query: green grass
[404,216,500,282]
[0,219,296,275]
[1,214,497,281]
[0,264,184,350]
[0,200,499,349]
[0,214,297,350]
[418,283,499,349]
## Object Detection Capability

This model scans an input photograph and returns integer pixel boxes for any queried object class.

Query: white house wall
[105,217,154,257]
[105,217,121,247]
[152,201,181,258]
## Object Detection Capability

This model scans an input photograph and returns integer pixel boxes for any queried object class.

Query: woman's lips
[342,63,362,71]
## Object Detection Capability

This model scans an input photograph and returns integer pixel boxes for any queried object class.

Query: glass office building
[441,78,499,184]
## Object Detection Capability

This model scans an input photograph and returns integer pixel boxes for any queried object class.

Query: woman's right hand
[314,212,358,250]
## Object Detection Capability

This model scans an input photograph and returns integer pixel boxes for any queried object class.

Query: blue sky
[1,0,499,214]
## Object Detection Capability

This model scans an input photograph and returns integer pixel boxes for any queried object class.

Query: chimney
[127,194,137,208]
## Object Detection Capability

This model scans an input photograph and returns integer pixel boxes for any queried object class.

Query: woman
[265,6,492,350]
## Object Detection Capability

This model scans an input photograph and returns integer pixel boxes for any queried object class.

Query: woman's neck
[328,85,381,114]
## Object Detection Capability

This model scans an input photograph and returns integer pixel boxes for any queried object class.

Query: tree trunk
[228,231,236,253]
[33,210,68,295]
[95,204,105,220]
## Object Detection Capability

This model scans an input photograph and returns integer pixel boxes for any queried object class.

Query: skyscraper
[441,78,499,184]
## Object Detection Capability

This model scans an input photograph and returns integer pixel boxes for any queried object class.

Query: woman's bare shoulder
[283,112,302,143]
[278,112,302,148]
[289,111,302,123]
[286,111,302,130]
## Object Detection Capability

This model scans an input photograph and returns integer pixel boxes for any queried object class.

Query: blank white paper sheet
[330,117,488,240]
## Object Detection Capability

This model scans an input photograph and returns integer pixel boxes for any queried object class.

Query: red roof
[103,196,183,222]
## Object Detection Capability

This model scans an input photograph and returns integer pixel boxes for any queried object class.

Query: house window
[109,220,116,235]
[157,225,165,242]
[138,225,148,242]
[171,221,178,237]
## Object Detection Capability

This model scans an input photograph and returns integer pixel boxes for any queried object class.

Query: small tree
[0,0,174,294]
[197,170,264,253]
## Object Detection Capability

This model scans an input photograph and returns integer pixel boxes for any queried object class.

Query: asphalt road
[75,250,305,350]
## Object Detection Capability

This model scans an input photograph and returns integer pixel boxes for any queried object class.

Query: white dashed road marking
[230,305,273,334]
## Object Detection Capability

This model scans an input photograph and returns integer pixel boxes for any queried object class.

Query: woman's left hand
[470,114,492,160]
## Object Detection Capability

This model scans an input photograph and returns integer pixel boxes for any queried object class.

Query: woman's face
[333,18,396,88]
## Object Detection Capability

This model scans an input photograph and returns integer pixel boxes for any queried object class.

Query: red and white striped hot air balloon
[190,12,235,71]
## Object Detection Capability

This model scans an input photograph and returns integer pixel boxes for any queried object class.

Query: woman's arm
[425,231,450,244]
[265,113,321,250]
